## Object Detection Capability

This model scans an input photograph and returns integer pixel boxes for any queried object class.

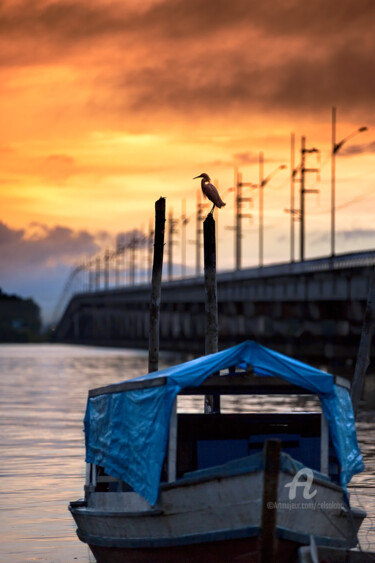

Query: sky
[1,0,375,324]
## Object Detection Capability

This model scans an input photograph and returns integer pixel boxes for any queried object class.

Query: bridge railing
[52,249,375,326]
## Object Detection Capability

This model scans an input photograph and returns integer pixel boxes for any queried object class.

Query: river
[0,344,374,562]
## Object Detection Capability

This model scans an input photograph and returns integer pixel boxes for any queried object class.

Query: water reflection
[0,344,374,562]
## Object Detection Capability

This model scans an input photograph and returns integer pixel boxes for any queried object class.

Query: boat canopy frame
[84,340,364,505]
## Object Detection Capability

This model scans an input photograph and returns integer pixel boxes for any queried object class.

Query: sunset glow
[1,0,374,320]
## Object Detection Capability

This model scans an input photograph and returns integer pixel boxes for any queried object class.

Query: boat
[69,340,366,562]
[298,535,375,562]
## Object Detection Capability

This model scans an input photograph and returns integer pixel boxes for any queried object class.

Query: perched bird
[193,173,226,215]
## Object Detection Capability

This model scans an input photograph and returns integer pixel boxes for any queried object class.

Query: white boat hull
[70,460,365,563]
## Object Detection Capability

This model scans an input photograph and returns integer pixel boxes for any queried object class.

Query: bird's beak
[193,175,202,179]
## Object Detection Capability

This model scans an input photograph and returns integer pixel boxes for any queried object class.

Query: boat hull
[79,529,297,563]
[69,459,365,563]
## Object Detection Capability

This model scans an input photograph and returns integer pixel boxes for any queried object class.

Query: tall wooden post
[148,198,166,373]
[260,439,281,563]
[196,190,202,276]
[203,214,218,413]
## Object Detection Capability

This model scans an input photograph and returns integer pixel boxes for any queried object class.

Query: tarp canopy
[84,340,364,505]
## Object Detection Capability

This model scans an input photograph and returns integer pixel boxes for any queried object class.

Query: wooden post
[203,214,218,413]
[148,197,166,373]
[351,268,375,417]
[260,439,281,563]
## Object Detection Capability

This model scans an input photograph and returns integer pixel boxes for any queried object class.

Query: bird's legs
[209,203,216,215]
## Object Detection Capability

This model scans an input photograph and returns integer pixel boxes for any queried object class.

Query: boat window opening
[177,394,321,414]
[172,412,339,484]
[91,465,134,493]
[219,394,321,414]
[85,370,344,496]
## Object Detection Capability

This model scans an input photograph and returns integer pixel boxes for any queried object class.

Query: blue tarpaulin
[84,340,364,505]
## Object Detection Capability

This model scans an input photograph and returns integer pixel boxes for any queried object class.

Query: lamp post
[257,153,286,267]
[331,106,367,257]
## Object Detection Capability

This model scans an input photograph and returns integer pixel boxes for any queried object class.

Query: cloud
[233,152,264,165]
[0,221,100,272]
[41,154,77,183]
[0,221,103,323]
[116,229,149,249]
[339,141,375,157]
[1,0,374,120]
[1,0,373,50]
[311,228,375,245]
[0,222,157,323]
[0,145,13,154]
[340,229,375,241]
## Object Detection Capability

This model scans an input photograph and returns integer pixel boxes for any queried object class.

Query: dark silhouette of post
[148,198,166,373]
[260,439,281,563]
[203,214,218,413]
[196,190,202,276]
[352,269,375,417]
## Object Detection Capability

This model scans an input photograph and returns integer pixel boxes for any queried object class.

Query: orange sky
[1,0,375,318]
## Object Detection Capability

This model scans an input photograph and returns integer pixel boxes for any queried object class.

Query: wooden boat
[298,536,375,562]
[69,341,366,562]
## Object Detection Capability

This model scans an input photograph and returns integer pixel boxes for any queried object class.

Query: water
[0,344,374,562]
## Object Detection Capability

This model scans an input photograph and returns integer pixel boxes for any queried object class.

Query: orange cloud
[0,0,374,271]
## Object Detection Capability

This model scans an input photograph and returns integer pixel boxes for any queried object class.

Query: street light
[331,106,368,257]
[257,153,287,267]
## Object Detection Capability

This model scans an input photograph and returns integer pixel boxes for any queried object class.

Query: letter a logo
[284,468,317,500]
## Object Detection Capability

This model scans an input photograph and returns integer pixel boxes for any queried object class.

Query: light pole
[331,106,367,257]
[257,153,286,267]
[234,169,254,270]
[300,137,319,262]
[181,199,190,278]
[290,133,295,263]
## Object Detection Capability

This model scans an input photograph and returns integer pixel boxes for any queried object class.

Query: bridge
[54,250,375,368]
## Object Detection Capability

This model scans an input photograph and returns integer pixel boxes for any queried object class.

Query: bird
[193,173,226,215]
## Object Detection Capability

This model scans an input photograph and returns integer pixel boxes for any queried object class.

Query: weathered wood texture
[203,214,218,413]
[260,439,281,563]
[148,197,166,373]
